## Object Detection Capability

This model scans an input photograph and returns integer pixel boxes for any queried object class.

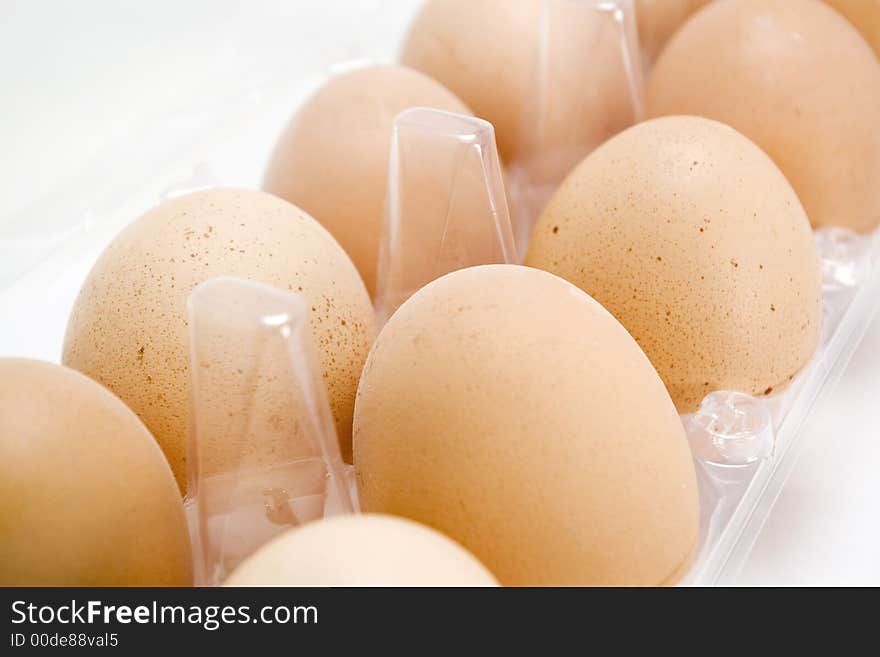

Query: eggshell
[823,0,880,59]
[354,265,699,586]
[647,0,880,232]
[63,188,376,488]
[263,65,470,296]
[637,0,713,65]
[400,0,636,165]
[527,116,822,413]
[225,514,498,586]
[0,359,191,586]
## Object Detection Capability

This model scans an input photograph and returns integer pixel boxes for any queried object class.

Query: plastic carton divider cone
[374,107,517,326]
[184,276,355,586]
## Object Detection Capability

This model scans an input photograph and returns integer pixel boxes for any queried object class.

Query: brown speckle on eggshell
[526,116,822,413]
[63,188,376,490]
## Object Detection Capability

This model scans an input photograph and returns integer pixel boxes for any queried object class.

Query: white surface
[1,0,877,585]
[736,312,880,586]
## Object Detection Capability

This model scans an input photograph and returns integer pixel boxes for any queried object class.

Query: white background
[1,0,878,585]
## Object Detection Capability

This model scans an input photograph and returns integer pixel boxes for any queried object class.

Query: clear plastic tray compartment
[2,0,879,587]
[185,277,355,585]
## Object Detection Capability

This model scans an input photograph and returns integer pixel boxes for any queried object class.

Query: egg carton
[1,0,878,587]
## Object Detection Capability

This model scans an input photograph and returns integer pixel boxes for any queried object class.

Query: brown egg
[63,188,376,489]
[823,0,880,59]
[354,265,699,586]
[225,514,498,586]
[647,0,880,232]
[263,65,470,296]
[527,116,822,413]
[0,359,191,586]
[636,0,713,65]
[400,0,639,167]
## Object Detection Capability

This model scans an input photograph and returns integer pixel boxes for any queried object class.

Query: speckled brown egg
[225,514,498,586]
[526,116,822,413]
[63,188,376,489]
[647,0,880,232]
[263,65,470,296]
[0,359,191,586]
[823,0,880,59]
[354,265,699,586]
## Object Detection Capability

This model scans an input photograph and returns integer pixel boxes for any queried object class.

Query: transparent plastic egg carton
[2,0,879,586]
